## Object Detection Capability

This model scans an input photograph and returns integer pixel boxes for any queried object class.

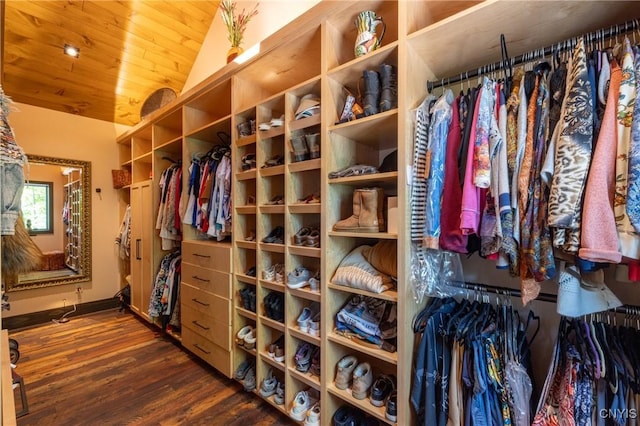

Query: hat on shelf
[556,262,622,318]
[295,94,320,120]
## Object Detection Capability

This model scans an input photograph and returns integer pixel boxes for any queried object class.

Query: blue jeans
[1,162,24,236]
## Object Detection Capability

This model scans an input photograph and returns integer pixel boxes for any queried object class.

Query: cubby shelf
[237,134,257,147]
[289,328,321,346]
[236,274,257,286]
[236,206,257,214]
[260,243,286,254]
[260,165,285,177]
[261,280,286,292]
[289,114,321,132]
[260,351,286,372]
[288,246,321,259]
[259,205,286,214]
[260,316,286,333]
[328,283,398,302]
[328,171,398,186]
[237,344,257,357]
[287,287,321,302]
[328,231,398,240]
[236,241,257,250]
[237,307,257,321]
[327,333,398,365]
[258,127,285,140]
[289,158,321,173]
[236,169,257,181]
[288,203,321,214]
[327,383,394,425]
[328,110,398,149]
[257,391,288,415]
[288,367,321,391]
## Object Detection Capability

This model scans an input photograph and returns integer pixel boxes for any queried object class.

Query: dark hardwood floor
[8,309,294,426]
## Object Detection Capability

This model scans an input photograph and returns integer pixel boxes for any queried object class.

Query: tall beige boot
[359,188,385,232]
[333,189,363,232]
[333,188,384,233]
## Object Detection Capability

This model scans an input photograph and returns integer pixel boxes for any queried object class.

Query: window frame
[21,180,54,235]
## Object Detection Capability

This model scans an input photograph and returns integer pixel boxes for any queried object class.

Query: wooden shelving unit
[114,1,640,423]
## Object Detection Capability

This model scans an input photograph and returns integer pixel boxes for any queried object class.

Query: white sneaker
[309,312,321,337]
[290,390,313,421]
[304,401,320,426]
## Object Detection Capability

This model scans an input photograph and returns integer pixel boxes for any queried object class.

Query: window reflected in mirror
[21,181,53,235]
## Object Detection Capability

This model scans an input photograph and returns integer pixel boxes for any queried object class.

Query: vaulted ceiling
[2,1,220,126]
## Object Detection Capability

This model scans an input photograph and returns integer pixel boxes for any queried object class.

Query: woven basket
[112,169,131,189]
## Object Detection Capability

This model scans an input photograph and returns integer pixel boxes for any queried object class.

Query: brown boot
[359,188,385,232]
[333,188,384,233]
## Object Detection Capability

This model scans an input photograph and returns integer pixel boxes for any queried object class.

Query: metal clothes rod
[426,18,640,92]
[455,280,640,315]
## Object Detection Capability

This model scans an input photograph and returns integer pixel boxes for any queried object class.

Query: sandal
[241,153,256,171]
[270,115,285,128]
[262,154,284,168]
[266,195,284,205]
[244,230,256,242]
[304,229,320,248]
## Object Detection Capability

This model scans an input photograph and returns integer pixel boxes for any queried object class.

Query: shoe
[334,355,358,390]
[274,380,285,405]
[295,343,313,373]
[245,266,256,277]
[370,374,396,407]
[309,346,321,376]
[259,122,271,131]
[259,368,278,398]
[234,358,255,380]
[262,264,276,281]
[309,311,321,337]
[297,303,319,333]
[352,362,374,400]
[262,154,284,168]
[236,325,253,347]
[243,327,256,350]
[294,226,311,245]
[265,195,284,205]
[308,270,320,292]
[290,390,312,422]
[264,292,285,322]
[333,188,385,233]
[304,401,321,426]
[270,115,284,127]
[304,229,320,247]
[243,365,256,391]
[237,121,252,137]
[379,63,397,112]
[268,335,284,359]
[244,230,256,241]
[332,405,356,426]
[361,69,380,117]
[290,135,310,162]
[241,153,256,171]
[274,341,285,363]
[304,133,321,159]
[262,226,285,244]
[337,86,364,124]
[287,267,311,289]
[295,94,320,120]
[385,390,397,422]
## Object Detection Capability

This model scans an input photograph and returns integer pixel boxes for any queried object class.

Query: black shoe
[385,390,397,422]
[370,374,396,407]
[333,405,356,426]
[262,226,284,244]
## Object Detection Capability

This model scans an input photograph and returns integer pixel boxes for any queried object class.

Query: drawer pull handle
[193,275,210,283]
[192,298,210,307]
[193,344,211,355]
[192,320,210,330]
[193,253,211,258]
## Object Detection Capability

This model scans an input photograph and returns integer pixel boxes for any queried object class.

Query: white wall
[182,0,321,94]
[4,103,130,317]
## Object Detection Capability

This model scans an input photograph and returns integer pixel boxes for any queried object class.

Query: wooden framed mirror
[5,155,92,291]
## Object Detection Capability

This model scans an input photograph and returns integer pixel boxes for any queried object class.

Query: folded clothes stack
[328,164,378,179]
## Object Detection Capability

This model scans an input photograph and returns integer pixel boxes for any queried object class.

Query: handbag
[111,169,131,189]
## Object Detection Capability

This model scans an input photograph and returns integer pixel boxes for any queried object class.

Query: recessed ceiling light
[64,44,80,58]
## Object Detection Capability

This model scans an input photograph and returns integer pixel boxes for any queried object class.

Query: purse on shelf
[111,169,131,189]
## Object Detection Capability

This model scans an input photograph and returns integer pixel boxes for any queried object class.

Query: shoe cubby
[259,329,286,372]
[288,337,321,391]
[258,214,286,253]
[324,1,399,71]
[257,366,287,415]
[234,213,257,250]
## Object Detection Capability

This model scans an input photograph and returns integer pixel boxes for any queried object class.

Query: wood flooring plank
[9,309,293,425]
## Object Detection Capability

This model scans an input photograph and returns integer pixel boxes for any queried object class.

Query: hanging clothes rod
[454,280,640,315]
[427,18,640,92]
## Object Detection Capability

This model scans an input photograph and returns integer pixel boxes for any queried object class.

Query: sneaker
[259,369,278,398]
[385,390,397,422]
[297,302,319,333]
[270,114,285,127]
[234,359,254,380]
[304,401,321,426]
[287,266,311,289]
[370,374,396,407]
[243,365,256,392]
[274,380,285,405]
[295,343,313,373]
[334,355,358,390]
[290,390,312,422]
[352,362,373,400]
[308,270,320,292]
[309,312,321,337]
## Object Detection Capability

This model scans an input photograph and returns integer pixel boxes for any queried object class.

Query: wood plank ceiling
[2,1,220,126]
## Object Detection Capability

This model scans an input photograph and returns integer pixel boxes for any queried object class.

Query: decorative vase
[354,10,386,58]
[227,46,244,63]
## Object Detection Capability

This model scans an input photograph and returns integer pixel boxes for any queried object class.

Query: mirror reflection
[5,155,91,291]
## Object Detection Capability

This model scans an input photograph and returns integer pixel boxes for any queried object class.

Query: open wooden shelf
[328,171,398,186]
[260,242,286,254]
[288,245,322,259]
[237,134,257,147]
[236,274,257,285]
[328,231,398,240]
[236,205,257,214]
[289,158,321,173]
[236,240,257,250]
[288,203,321,214]
[327,382,394,425]
[260,165,285,177]
[236,306,257,321]
[288,367,321,391]
[261,279,286,292]
[236,169,257,181]
[289,327,321,346]
[260,316,286,333]
[287,286,321,302]
[260,351,286,372]
[328,282,398,302]
[289,114,321,131]
[328,332,398,365]
[259,205,286,214]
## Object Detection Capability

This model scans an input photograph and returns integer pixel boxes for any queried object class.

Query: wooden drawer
[182,307,231,351]
[182,262,231,299]
[182,283,231,325]
[182,327,232,378]
[182,241,231,272]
